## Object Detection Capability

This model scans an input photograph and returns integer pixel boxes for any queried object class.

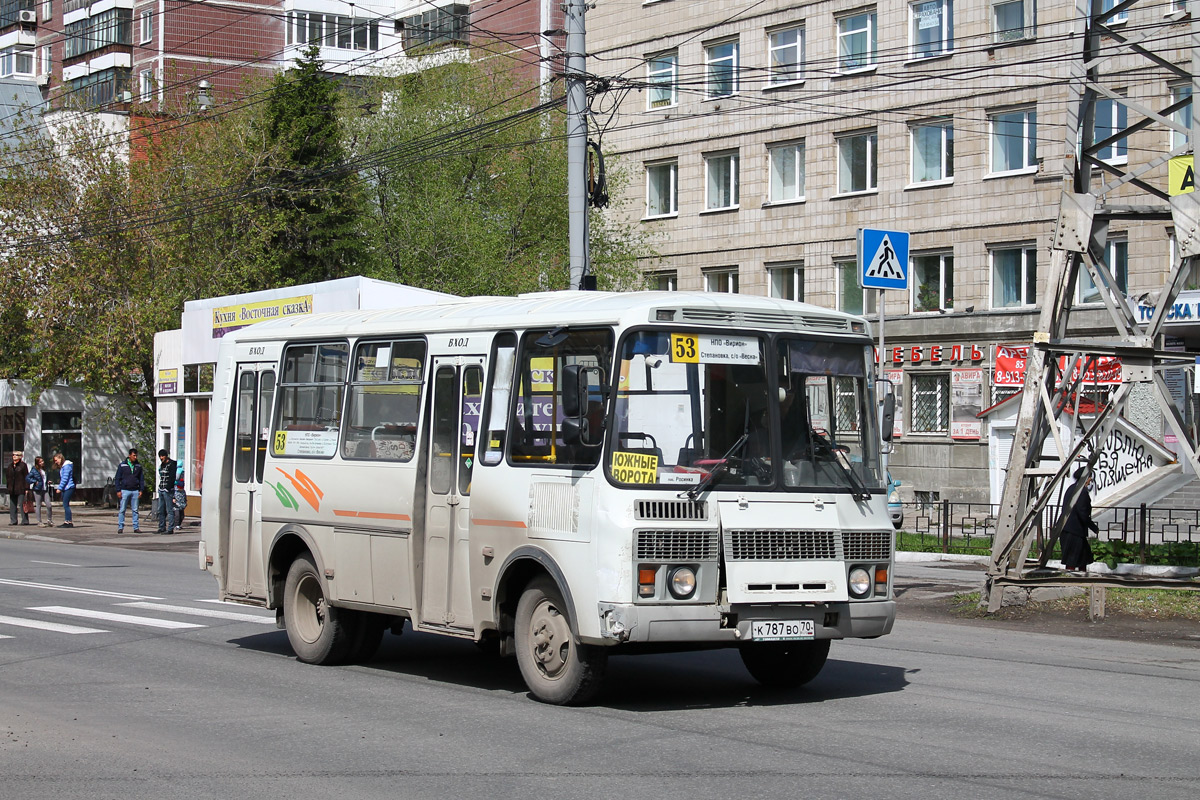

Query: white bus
[200,291,897,704]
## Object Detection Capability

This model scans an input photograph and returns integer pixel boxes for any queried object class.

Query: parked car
[888,473,903,530]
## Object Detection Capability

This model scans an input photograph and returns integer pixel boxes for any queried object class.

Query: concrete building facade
[588,0,1196,503]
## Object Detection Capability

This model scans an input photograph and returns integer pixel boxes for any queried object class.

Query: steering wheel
[811,428,849,460]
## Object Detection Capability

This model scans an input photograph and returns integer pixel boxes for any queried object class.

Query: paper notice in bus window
[671,333,759,365]
[375,346,390,368]
[611,451,658,483]
[275,429,339,457]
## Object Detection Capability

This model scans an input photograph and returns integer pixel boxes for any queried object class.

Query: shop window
[2,408,26,489]
[41,411,83,486]
[183,363,214,393]
[911,373,949,433]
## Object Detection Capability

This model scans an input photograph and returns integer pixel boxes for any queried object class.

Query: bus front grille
[635,499,708,521]
[635,530,720,561]
[843,530,893,561]
[725,530,838,561]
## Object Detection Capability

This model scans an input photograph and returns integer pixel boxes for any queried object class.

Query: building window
[991,0,1032,43]
[1171,85,1191,150]
[1,409,26,490]
[911,119,953,182]
[768,141,805,203]
[767,25,803,85]
[912,252,954,312]
[41,0,51,21]
[0,47,34,78]
[292,12,381,52]
[140,9,152,44]
[911,374,949,434]
[990,107,1037,173]
[645,160,677,218]
[837,260,876,315]
[41,411,84,487]
[705,267,739,293]
[1100,0,1128,23]
[837,130,877,194]
[704,151,739,210]
[705,39,738,98]
[400,4,466,51]
[67,67,131,108]
[768,262,804,301]
[40,45,50,77]
[647,50,677,109]
[1078,237,1128,304]
[1093,96,1127,164]
[64,9,133,59]
[992,245,1037,308]
[837,11,876,72]
[139,69,153,100]
[911,0,953,58]
[653,272,677,291]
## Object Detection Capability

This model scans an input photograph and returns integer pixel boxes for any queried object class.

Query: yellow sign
[158,368,178,381]
[212,295,314,338]
[670,333,699,363]
[1169,155,1195,196]
[611,450,658,484]
[273,431,288,455]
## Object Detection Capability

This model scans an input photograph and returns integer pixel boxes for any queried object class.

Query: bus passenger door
[226,364,275,599]
[422,357,484,631]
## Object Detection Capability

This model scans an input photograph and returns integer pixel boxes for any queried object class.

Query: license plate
[750,619,815,641]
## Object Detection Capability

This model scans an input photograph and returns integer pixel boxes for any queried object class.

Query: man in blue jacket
[114,448,144,534]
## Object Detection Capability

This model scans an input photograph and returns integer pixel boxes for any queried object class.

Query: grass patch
[897,532,991,557]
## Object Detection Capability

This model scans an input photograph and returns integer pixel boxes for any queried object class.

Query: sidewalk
[0,502,200,553]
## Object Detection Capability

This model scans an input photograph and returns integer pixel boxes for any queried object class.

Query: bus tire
[514,577,607,705]
[739,639,830,688]
[283,554,354,665]
[341,612,386,665]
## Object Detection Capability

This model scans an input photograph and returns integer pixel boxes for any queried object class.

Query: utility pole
[565,0,588,290]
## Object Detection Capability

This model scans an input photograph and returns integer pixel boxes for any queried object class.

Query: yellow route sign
[1169,155,1195,196]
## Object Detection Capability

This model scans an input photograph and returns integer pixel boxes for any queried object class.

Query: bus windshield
[608,330,883,493]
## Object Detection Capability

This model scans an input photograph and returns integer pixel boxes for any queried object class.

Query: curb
[896,551,990,564]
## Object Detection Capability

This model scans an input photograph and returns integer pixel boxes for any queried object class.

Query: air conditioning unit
[120,90,132,102]
[35,72,48,86]
[18,9,36,23]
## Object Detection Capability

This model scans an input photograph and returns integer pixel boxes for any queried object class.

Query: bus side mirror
[880,394,895,442]
[562,364,584,418]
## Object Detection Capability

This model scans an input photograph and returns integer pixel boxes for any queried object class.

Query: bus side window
[341,338,426,462]
[272,342,348,459]
[480,332,516,466]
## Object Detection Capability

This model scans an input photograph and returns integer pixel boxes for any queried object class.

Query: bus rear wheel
[514,577,607,705]
[739,639,831,688]
[283,554,354,665]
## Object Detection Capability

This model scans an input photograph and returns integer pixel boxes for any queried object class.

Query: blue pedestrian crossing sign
[858,228,910,290]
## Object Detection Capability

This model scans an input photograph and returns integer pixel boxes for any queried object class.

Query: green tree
[347,60,652,295]
[262,46,369,285]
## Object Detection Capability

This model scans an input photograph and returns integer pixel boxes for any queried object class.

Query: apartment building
[588,0,1196,503]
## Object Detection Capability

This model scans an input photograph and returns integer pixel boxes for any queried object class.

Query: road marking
[0,578,161,601]
[30,560,81,567]
[29,606,204,630]
[0,634,11,639]
[117,602,274,624]
[0,614,107,634]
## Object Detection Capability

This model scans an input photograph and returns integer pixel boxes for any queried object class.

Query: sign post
[859,228,910,475]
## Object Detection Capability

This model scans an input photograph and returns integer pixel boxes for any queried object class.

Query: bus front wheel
[514,577,607,705]
[283,554,354,665]
[739,639,830,688]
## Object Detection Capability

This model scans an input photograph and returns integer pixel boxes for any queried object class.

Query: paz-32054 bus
[200,291,896,704]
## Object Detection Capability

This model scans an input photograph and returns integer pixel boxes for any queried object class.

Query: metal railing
[899,499,1200,565]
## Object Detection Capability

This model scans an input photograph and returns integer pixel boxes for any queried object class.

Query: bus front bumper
[593,600,895,645]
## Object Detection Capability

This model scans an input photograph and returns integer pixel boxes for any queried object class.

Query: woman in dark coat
[1060,467,1099,571]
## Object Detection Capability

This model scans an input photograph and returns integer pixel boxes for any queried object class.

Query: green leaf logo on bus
[268,481,300,511]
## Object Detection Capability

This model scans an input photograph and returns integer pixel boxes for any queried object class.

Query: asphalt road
[1,538,1197,800]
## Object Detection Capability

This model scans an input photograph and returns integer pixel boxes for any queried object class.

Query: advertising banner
[951,368,983,439]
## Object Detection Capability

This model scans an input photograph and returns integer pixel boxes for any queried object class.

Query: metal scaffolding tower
[984,0,1200,609]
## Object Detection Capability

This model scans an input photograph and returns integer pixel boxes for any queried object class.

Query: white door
[421,357,484,631]
[226,364,275,598]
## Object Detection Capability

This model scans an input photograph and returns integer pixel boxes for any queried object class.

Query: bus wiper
[830,447,871,502]
[683,433,749,501]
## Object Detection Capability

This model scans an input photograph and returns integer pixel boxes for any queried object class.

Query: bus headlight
[848,567,872,599]
[668,567,697,599]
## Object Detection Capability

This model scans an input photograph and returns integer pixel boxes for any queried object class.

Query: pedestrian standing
[1060,467,1099,572]
[155,449,178,534]
[6,450,30,526]
[53,452,76,528]
[114,448,144,534]
[26,455,52,527]
[173,474,187,531]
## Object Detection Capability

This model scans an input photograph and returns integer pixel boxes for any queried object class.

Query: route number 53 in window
[671,333,699,363]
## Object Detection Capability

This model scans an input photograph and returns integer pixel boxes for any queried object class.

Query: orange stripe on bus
[473,518,528,528]
[332,509,411,521]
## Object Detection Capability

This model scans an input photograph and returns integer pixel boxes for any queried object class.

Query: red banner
[992,344,1121,386]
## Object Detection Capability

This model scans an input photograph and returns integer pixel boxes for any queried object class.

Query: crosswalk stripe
[29,606,204,630]
[0,578,161,601]
[117,602,275,624]
[0,613,107,634]
[0,634,13,639]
